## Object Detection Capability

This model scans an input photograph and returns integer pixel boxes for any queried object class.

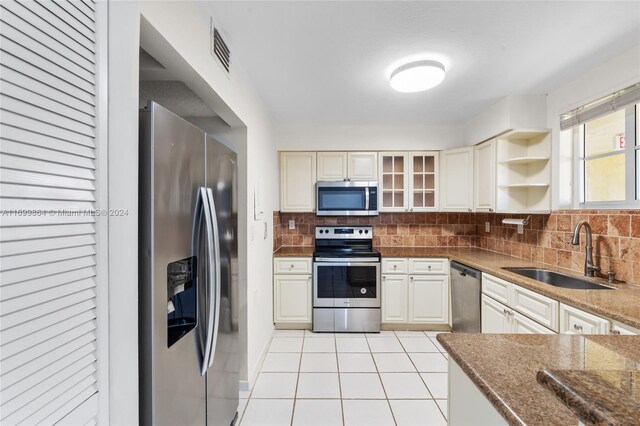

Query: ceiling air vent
[210,19,231,74]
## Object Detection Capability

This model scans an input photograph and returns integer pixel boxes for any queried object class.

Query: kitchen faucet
[571,221,601,277]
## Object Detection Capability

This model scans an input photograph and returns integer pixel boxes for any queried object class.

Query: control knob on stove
[319,229,324,234]
[365,229,369,234]
[359,229,363,234]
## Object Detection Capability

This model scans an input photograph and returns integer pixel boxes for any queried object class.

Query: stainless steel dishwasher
[450,261,481,333]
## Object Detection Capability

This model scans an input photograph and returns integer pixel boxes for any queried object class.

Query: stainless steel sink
[502,267,616,290]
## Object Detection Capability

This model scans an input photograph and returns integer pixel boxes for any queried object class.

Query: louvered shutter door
[0,0,103,424]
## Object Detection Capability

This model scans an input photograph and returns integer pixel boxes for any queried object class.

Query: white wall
[138,0,278,389]
[107,2,140,424]
[109,2,279,418]
[547,44,640,209]
[462,95,547,145]
[276,124,463,151]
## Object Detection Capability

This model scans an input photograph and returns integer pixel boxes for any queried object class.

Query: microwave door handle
[365,187,370,210]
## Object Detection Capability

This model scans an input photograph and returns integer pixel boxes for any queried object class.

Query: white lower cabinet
[481,294,511,333]
[274,275,312,323]
[382,275,408,323]
[482,294,555,334]
[274,258,312,326]
[408,275,449,324]
[382,258,449,326]
[559,303,610,335]
[482,273,558,334]
[481,273,640,335]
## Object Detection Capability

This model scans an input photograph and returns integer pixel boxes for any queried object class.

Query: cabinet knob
[410,276,414,280]
[427,265,432,269]
[290,264,294,269]
[468,208,472,212]
[393,265,397,269]
[573,324,583,331]
[611,329,621,335]
[489,208,494,212]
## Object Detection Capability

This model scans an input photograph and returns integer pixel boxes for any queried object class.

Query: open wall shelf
[496,129,551,213]
[499,157,550,165]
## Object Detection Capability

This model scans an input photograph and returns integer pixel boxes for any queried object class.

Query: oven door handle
[314,258,381,263]
[314,258,381,264]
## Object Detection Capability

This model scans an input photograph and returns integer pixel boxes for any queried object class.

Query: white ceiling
[202,1,640,125]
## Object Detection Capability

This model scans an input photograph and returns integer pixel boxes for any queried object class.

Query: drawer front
[610,322,640,335]
[274,257,312,274]
[560,304,610,335]
[482,273,511,305]
[382,258,408,274]
[408,258,448,275]
[511,285,559,332]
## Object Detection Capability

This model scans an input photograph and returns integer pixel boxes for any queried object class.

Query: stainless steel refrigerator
[139,102,238,426]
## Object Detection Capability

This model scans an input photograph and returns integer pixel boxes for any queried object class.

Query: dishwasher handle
[450,261,481,280]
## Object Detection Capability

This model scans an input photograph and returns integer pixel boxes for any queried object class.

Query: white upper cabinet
[317,152,348,180]
[317,152,377,181]
[409,152,438,211]
[378,152,438,212]
[379,152,409,211]
[440,147,474,212]
[474,140,496,212]
[280,152,317,212]
[348,152,378,180]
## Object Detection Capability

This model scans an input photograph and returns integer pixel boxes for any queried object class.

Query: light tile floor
[239,330,450,425]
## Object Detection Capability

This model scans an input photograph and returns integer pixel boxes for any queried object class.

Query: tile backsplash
[274,209,640,285]
[275,212,477,250]
[477,210,640,285]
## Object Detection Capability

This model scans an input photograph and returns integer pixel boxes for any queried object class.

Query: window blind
[560,82,640,130]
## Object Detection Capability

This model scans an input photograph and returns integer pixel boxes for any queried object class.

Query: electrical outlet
[289,220,295,230]
[485,222,490,233]
[517,224,524,234]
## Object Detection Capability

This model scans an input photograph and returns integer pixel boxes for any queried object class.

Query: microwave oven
[316,181,378,216]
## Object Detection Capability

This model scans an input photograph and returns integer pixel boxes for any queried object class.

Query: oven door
[313,260,380,308]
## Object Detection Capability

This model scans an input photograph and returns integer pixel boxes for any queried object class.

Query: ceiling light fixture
[389,60,446,93]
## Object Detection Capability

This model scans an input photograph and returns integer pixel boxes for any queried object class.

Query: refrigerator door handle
[197,187,216,376]
[206,188,222,369]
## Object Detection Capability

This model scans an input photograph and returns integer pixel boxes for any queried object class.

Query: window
[561,84,640,208]
[580,108,630,203]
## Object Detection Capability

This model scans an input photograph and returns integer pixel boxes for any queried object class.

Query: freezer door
[205,134,239,425]
[139,102,207,425]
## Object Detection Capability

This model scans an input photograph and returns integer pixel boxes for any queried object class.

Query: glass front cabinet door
[379,153,409,211]
[409,152,438,211]
[378,152,438,212]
